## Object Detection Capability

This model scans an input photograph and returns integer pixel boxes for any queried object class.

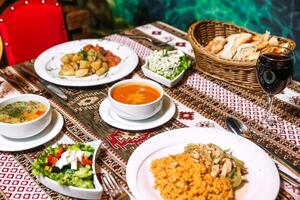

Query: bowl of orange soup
[108,79,164,120]
[0,94,52,139]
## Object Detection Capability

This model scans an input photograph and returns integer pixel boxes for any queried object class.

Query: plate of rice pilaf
[126,128,279,200]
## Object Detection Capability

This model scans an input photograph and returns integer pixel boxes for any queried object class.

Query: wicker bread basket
[187,20,296,91]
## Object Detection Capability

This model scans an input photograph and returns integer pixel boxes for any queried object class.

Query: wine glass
[256,46,294,125]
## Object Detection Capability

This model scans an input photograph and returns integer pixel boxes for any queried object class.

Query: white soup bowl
[108,79,164,120]
[0,94,52,139]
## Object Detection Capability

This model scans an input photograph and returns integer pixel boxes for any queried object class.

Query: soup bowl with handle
[108,79,164,120]
[0,94,52,139]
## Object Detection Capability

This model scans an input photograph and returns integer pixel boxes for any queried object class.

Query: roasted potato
[71,62,79,70]
[59,65,75,76]
[90,67,96,74]
[75,69,89,77]
[96,64,108,76]
[61,54,73,64]
[72,53,83,62]
[91,60,102,71]
[58,44,121,77]
[79,60,91,69]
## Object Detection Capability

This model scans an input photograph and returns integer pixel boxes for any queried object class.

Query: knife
[276,163,300,187]
[20,67,68,101]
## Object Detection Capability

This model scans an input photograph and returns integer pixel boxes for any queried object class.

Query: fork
[100,171,135,200]
[119,33,173,47]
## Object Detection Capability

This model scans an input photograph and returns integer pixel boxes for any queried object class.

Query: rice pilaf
[151,153,234,200]
[150,143,247,200]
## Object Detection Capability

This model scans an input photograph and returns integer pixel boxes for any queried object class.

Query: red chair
[0,36,3,62]
[0,0,68,65]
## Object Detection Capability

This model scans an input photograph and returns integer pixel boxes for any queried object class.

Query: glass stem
[263,94,274,123]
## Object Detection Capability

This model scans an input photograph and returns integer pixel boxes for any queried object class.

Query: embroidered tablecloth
[0,21,299,200]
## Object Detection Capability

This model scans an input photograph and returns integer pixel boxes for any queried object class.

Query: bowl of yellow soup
[0,94,52,139]
[108,79,164,120]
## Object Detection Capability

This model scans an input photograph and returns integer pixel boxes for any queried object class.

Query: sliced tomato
[47,155,58,166]
[83,44,93,51]
[105,51,114,57]
[81,156,92,166]
[36,110,45,116]
[56,147,65,158]
[107,61,116,68]
[114,56,121,64]
[107,57,121,68]
[93,44,100,52]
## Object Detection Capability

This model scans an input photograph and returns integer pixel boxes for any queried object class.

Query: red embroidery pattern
[0,153,48,199]
[179,111,194,120]
[151,31,161,35]
[107,130,154,151]
[175,42,186,47]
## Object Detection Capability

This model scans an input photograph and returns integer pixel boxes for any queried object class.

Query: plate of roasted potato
[34,39,138,87]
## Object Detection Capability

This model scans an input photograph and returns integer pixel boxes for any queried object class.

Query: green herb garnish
[80,50,88,60]
[168,55,191,80]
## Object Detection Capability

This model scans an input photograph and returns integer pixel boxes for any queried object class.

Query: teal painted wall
[110,0,300,80]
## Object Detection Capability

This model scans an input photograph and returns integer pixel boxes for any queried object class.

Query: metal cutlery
[226,117,300,187]
[119,33,173,47]
[1,70,50,98]
[0,69,30,91]
[20,67,68,101]
[100,171,135,200]
[275,164,300,187]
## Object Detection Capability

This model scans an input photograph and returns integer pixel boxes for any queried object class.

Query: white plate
[37,141,103,200]
[99,95,176,130]
[34,39,139,87]
[126,128,280,200]
[0,109,64,151]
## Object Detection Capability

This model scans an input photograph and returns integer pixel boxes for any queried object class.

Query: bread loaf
[251,31,270,50]
[217,34,240,59]
[245,51,260,61]
[268,36,279,46]
[233,33,252,48]
[205,30,290,62]
[205,36,226,54]
[233,43,257,60]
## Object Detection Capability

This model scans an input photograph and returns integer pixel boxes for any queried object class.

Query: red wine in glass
[256,47,294,125]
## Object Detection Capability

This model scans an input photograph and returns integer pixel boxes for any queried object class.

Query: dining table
[0,21,299,200]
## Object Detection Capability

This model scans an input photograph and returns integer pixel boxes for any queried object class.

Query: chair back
[0,0,68,65]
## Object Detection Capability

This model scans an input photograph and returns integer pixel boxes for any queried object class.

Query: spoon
[226,117,300,186]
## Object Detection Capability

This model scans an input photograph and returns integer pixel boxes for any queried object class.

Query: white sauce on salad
[147,50,185,79]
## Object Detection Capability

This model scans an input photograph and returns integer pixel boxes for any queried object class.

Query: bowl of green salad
[32,141,102,199]
[142,49,192,87]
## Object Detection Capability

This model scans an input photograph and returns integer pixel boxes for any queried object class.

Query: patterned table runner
[0,21,299,200]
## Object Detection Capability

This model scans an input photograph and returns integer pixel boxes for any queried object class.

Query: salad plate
[0,109,63,151]
[126,128,280,200]
[142,49,191,87]
[33,141,103,199]
[34,39,139,87]
[142,63,186,88]
[99,95,176,131]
